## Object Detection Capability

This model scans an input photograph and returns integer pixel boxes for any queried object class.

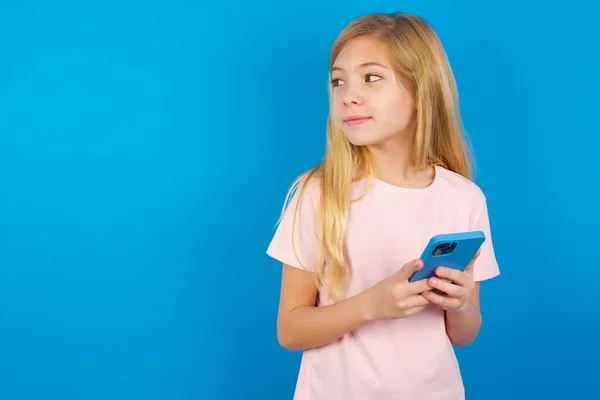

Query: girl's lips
[344,117,372,126]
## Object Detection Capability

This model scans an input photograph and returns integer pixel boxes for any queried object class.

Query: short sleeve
[266,179,321,272]
[470,190,500,281]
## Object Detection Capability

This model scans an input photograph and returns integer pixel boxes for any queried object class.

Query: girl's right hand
[362,259,433,321]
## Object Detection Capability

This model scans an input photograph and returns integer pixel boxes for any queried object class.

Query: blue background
[1,1,598,399]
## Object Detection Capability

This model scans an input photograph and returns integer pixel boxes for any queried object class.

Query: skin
[277,35,482,352]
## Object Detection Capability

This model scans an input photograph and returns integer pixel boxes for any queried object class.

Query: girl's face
[330,35,415,148]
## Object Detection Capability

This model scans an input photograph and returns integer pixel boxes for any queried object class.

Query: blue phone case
[408,231,486,283]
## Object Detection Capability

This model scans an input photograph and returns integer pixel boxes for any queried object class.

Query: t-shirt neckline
[373,164,441,194]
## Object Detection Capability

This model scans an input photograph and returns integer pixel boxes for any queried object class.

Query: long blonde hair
[279,12,475,302]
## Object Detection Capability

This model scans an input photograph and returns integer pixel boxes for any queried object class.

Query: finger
[404,304,428,317]
[422,290,462,310]
[396,259,423,281]
[407,278,433,295]
[401,294,431,309]
[431,277,452,295]
[436,267,468,285]
[428,277,463,298]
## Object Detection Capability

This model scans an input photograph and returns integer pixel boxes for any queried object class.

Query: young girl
[266,12,500,400]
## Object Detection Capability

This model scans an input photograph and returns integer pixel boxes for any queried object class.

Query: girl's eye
[330,74,380,87]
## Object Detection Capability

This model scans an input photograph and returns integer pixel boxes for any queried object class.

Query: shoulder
[283,170,322,210]
[435,165,487,205]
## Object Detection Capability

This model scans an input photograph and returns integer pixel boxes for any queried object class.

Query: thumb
[465,249,481,275]
[397,259,422,281]
[466,249,481,269]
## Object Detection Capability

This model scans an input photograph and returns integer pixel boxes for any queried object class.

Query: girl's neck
[367,144,433,189]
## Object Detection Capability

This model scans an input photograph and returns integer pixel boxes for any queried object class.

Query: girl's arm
[421,255,483,347]
[444,283,482,347]
[277,260,432,351]
[276,265,371,351]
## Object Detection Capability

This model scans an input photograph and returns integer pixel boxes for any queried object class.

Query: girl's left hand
[422,251,480,312]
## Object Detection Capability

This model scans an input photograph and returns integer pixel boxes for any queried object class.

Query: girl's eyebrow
[331,61,389,73]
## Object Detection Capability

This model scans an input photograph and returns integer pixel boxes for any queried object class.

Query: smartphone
[408,231,485,283]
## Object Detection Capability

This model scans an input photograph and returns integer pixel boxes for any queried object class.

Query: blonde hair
[279,12,475,302]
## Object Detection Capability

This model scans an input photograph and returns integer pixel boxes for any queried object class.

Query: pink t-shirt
[266,164,500,400]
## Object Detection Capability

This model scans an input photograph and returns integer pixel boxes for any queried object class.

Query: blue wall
[1,1,598,399]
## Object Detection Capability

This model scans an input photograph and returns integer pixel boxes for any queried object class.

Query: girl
[266,12,500,400]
